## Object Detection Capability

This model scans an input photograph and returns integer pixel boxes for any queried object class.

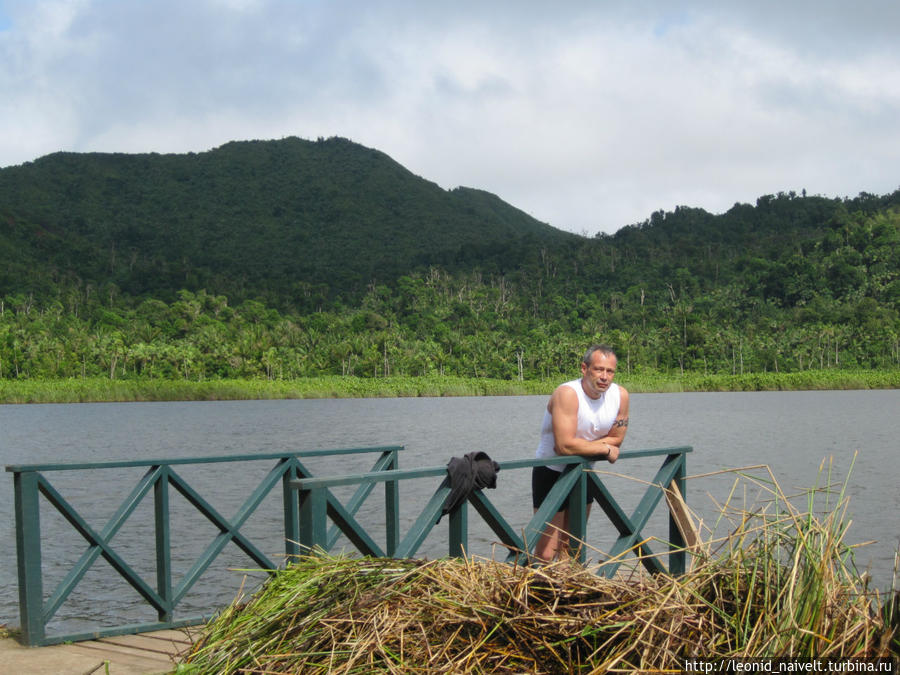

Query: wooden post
[384,449,399,557]
[283,460,300,559]
[154,466,173,624]
[448,501,467,558]
[14,470,45,646]
[567,464,587,564]
[298,486,327,552]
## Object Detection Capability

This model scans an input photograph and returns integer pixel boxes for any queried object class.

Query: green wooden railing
[8,445,691,648]
[289,446,692,575]
[6,446,403,647]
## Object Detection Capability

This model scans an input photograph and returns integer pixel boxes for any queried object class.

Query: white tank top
[535,379,621,472]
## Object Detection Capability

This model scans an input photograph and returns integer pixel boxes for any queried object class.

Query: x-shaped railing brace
[34,451,399,629]
[297,449,688,579]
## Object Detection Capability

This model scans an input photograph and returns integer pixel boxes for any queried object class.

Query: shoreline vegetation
[0,369,899,404]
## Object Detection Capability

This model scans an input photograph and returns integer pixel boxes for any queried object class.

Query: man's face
[581,351,617,399]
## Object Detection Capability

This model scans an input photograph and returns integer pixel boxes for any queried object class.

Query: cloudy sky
[1,1,898,235]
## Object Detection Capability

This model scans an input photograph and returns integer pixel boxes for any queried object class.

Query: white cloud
[0,0,898,234]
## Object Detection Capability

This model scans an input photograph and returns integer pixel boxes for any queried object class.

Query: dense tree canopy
[1,138,898,381]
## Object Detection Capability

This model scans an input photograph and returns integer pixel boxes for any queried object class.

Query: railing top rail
[499,445,691,470]
[5,445,405,473]
[617,446,692,459]
[291,446,692,490]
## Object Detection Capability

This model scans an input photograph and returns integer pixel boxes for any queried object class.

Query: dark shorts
[531,465,592,512]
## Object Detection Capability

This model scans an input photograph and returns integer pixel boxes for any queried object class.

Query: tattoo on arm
[614,417,629,428]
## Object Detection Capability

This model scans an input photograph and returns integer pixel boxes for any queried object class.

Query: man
[531,344,629,561]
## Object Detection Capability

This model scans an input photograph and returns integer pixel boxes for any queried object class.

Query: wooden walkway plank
[0,628,192,674]
[95,631,193,656]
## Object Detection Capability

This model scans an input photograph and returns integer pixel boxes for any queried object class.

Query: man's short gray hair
[582,344,617,365]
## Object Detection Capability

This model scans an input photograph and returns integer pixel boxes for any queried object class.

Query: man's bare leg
[533,504,591,562]
[533,509,568,562]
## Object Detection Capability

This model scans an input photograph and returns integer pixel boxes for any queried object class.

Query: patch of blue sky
[652,10,692,38]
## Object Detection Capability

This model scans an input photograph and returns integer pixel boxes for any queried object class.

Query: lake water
[2,390,898,636]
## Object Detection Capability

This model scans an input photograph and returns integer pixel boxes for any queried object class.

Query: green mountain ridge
[0,136,576,306]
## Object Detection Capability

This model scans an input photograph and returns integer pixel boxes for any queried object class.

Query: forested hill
[1,135,899,382]
[0,136,576,307]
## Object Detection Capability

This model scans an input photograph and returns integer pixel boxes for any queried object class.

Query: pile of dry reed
[176,465,898,674]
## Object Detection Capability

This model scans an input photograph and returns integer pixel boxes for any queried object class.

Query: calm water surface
[2,391,898,635]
